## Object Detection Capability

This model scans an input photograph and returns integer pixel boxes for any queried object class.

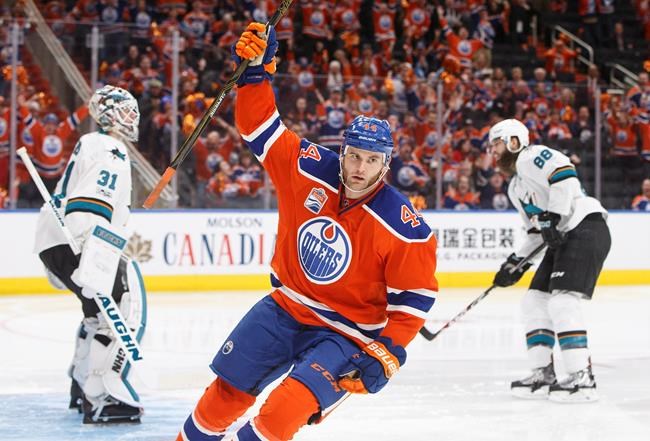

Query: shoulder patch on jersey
[297,139,340,193]
[364,186,432,242]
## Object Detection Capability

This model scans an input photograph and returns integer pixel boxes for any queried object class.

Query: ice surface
[1,286,648,441]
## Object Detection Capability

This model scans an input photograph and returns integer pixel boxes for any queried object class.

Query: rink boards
[1,210,648,294]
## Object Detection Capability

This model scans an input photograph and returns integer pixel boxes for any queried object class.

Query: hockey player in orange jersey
[177,22,438,441]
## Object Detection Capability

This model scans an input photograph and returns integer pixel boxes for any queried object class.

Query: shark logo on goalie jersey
[297,217,352,284]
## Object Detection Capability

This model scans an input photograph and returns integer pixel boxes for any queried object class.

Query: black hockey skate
[82,396,143,424]
[511,362,557,399]
[68,378,83,413]
[549,364,598,403]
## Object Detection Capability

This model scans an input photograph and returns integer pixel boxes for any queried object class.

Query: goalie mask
[89,85,140,142]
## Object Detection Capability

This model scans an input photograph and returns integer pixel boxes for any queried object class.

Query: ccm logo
[310,362,342,392]
[366,342,399,377]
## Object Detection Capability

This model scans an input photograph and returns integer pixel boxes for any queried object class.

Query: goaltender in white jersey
[489,119,611,403]
[33,85,147,424]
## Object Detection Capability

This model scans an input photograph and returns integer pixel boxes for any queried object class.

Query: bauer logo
[297,217,351,284]
[222,340,234,355]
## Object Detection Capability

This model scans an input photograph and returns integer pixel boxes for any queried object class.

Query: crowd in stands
[0,0,649,210]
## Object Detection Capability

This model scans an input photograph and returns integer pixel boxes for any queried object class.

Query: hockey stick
[419,243,547,341]
[142,0,294,208]
[17,147,143,363]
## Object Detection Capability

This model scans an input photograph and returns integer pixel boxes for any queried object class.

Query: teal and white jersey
[34,131,132,254]
[508,144,607,257]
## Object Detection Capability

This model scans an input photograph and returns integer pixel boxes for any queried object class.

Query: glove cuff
[237,64,274,86]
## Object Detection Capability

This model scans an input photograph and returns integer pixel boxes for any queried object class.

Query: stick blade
[418,326,436,341]
[143,167,176,209]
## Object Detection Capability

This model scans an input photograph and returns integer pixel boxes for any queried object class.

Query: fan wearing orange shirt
[27,105,89,191]
[177,22,438,441]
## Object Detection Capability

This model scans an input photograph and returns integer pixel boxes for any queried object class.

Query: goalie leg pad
[69,319,98,410]
[116,258,147,336]
[75,260,147,423]
[71,318,99,390]
[80,327,143,423]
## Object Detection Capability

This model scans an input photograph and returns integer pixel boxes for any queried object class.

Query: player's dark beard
[497,150,519,175]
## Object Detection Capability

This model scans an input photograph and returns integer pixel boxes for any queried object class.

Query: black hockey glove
[493,253,532,287]
[538,211,566,249]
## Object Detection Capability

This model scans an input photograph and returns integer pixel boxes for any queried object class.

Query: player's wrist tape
[363,340,401,378]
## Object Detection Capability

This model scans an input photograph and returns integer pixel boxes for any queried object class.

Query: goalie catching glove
[233,22,278,86]
[338,336,406,394]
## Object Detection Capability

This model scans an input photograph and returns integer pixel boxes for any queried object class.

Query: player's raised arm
[233,22,301,176]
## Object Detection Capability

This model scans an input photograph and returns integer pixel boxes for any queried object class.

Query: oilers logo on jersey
[43,135,63,157]
[297,217,352,285]
[378,14,392,30]
[304,187,328,214]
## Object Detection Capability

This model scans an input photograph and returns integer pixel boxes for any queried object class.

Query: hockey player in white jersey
[489,119,610,403]
[33,85,147,423]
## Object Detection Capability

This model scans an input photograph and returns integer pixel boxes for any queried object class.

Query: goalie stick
[142,0,294,208]
[419,243,546,341]
[17,147,144,364]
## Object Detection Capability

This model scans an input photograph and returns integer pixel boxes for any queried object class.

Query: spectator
[544,37,578,81]
[626,72,650,177]
[230,150,263,198]
[546,110,573,142]
[315,87,349,152]
[578,0,600,47]
[390,140,429,195]
[193,131,224,208]
[480,171,511,210]
[438,6,484,70]
[597,0,615,48]
[28,106,89,191]
[570,106,594,143]
[326,60,345,93]
[611,21,633,51]
[443,175,479,210]
[607,110,642,191]
[508,0,533,49]
[631,178,650,210]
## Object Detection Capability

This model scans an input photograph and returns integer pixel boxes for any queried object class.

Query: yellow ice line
[1,270,648,295]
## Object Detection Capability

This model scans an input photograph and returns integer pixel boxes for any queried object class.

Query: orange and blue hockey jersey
[236,82,438,348]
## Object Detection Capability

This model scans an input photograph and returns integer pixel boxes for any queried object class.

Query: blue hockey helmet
[43,113,59,125]
[342,115,394,165]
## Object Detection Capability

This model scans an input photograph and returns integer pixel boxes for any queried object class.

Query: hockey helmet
[341,115,394,165]
[89,84,140,142]
[488,118,529,153]
[43,113,59,125]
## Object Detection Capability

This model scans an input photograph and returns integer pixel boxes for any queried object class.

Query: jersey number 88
[533,149,553,169]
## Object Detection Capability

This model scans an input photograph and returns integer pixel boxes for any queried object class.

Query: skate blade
[83,415,142,425]
[511,385,550,400]
[549,388,599,403]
